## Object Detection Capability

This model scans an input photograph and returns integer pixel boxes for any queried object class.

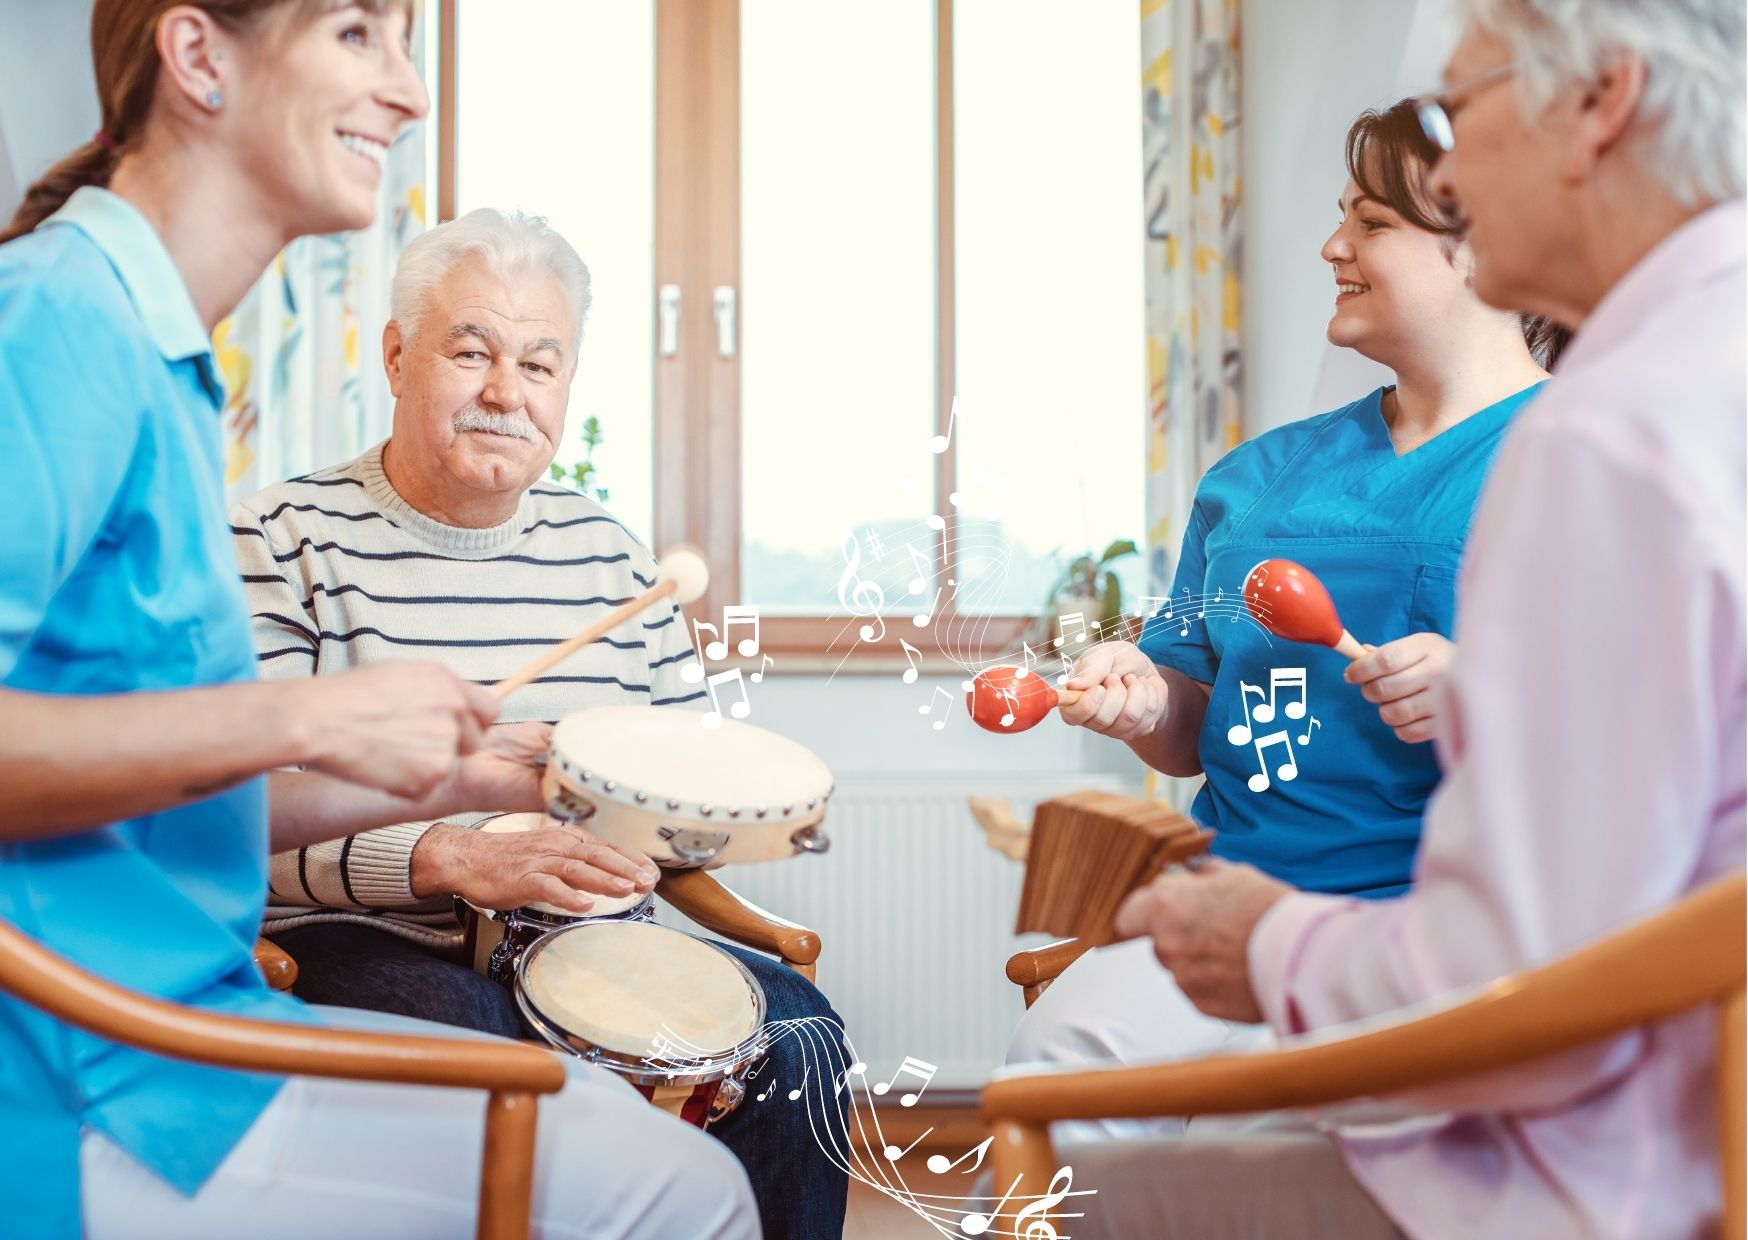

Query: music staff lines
[651,1018,1092,1238]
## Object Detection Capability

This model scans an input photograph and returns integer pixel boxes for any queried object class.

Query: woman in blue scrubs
[0,3,755,1237]
[1008,101,1566,1107]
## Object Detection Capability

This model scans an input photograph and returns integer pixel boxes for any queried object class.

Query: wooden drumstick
[490,546,710,701]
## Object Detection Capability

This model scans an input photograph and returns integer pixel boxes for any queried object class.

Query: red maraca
[1243,559,1367,659]
[966,666,1085,734]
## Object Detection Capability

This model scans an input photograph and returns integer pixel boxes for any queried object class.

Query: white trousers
[80,1005,759,1240]
[1005,938,1273,1145]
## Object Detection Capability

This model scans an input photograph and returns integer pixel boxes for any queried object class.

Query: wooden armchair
[252,870,823,992]
[655,869,822,981]
[0,918,565,1240]
[984,872,1746,1238]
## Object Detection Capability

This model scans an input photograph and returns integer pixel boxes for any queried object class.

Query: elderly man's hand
[1344,632,1454,744]
[411,816,660,911]
[1113,859,1294,1023]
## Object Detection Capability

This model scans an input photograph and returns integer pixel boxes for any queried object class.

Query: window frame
[436,0,1033,670]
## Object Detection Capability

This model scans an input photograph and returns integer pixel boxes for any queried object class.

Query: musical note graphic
[1297,715,1322,745]
[912,587,942,628]
[1244,730,1298,792]
[920,686,953,730]
[1252,667,1306,723]
[962,1175,1021,1236]
[700,668,751,729]
[930,394,959,454]
[925,513,946,532]
[905,544,935,596]
[863,528,886,560]
[884,1129,933,1162]
[1229,680,1266,745]
[899,639,923,685]
[708,605,760,659]
[1053,612,1088,648]
[1133,595,1168,620]
[705,1016,1097,1239]
[681,618,718,683]
[786,1067,809,1102]
[927,1136,994,1176]
[873,1056,937,1106]
[949,465,1007,520]
[751,654,774,683]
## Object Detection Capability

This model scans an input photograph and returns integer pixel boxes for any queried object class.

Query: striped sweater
[230,441,705,943]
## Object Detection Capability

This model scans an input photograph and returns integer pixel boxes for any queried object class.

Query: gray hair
[390,207,593,352]
[1452,0,1745,207]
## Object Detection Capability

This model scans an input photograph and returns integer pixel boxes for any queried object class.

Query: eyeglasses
[1416,62,1517,153]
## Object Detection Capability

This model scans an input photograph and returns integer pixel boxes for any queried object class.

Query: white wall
[1240,0,1451,431]
[0,0,97,218]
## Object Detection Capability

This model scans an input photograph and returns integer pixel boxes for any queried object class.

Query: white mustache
[453,408,538,441]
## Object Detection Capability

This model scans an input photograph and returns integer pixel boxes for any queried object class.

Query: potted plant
[548,414,609,501]
[1026,538,1139,656]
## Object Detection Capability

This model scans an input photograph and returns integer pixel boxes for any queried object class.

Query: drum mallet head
[656,545,710,605]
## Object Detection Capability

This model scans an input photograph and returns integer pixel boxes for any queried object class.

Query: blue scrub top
[1139,384,1541,897]
[0,188,311,1237]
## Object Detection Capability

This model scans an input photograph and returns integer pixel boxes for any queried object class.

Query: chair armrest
[1006,938,1090,988]
[254,937,298,991]
[658,869,822,974]
[0,918,566,1096]
[984,872,1745,1125]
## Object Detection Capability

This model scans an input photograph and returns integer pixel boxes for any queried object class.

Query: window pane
[740,1,938,614]
[953,1,1147,620]
[456,0,656,545]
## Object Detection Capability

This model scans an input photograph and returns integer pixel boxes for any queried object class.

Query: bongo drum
[543,705,835,868]
[457,812,656,984]
[516,920,769,1127]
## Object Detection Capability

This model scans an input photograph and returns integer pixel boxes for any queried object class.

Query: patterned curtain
[1140,0,1243,597]
[216,24,429,505]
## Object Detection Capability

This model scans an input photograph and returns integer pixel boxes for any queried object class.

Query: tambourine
[541,706,835,867]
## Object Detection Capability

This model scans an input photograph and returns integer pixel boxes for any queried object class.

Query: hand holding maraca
[1058,642,1169,741]
[1247,558,1453,744]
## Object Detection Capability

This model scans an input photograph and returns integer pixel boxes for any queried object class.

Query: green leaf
[1100,570,1123,620]
[1097,539,1138,566]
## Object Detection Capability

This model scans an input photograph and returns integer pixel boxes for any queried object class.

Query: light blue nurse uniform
[1140,384,1542,897]
[0,188,314,1237]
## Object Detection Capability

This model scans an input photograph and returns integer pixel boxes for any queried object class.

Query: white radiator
[658,773,1143,1089]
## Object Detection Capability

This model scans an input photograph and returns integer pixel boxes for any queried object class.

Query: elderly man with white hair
[231,208,848,1240]
[1047,1,1744,1237]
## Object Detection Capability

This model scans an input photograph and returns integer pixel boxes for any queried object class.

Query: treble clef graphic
[838,529,887,642]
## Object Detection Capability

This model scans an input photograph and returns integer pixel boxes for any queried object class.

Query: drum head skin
[522,921,760,1055]
[550,706,833,816]
[473,813,646,917]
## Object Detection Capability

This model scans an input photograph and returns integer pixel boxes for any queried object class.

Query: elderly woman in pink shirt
[1104,1,1746,1237]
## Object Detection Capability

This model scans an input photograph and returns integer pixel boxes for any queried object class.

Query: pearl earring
[206,89,223,109]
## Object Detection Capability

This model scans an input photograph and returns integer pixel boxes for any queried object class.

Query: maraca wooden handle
[491,579,679,701]
[1334,630,1367,661]
[1056,689,1084,709]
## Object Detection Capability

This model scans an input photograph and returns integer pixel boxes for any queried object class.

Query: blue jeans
[272,921,849,1240]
